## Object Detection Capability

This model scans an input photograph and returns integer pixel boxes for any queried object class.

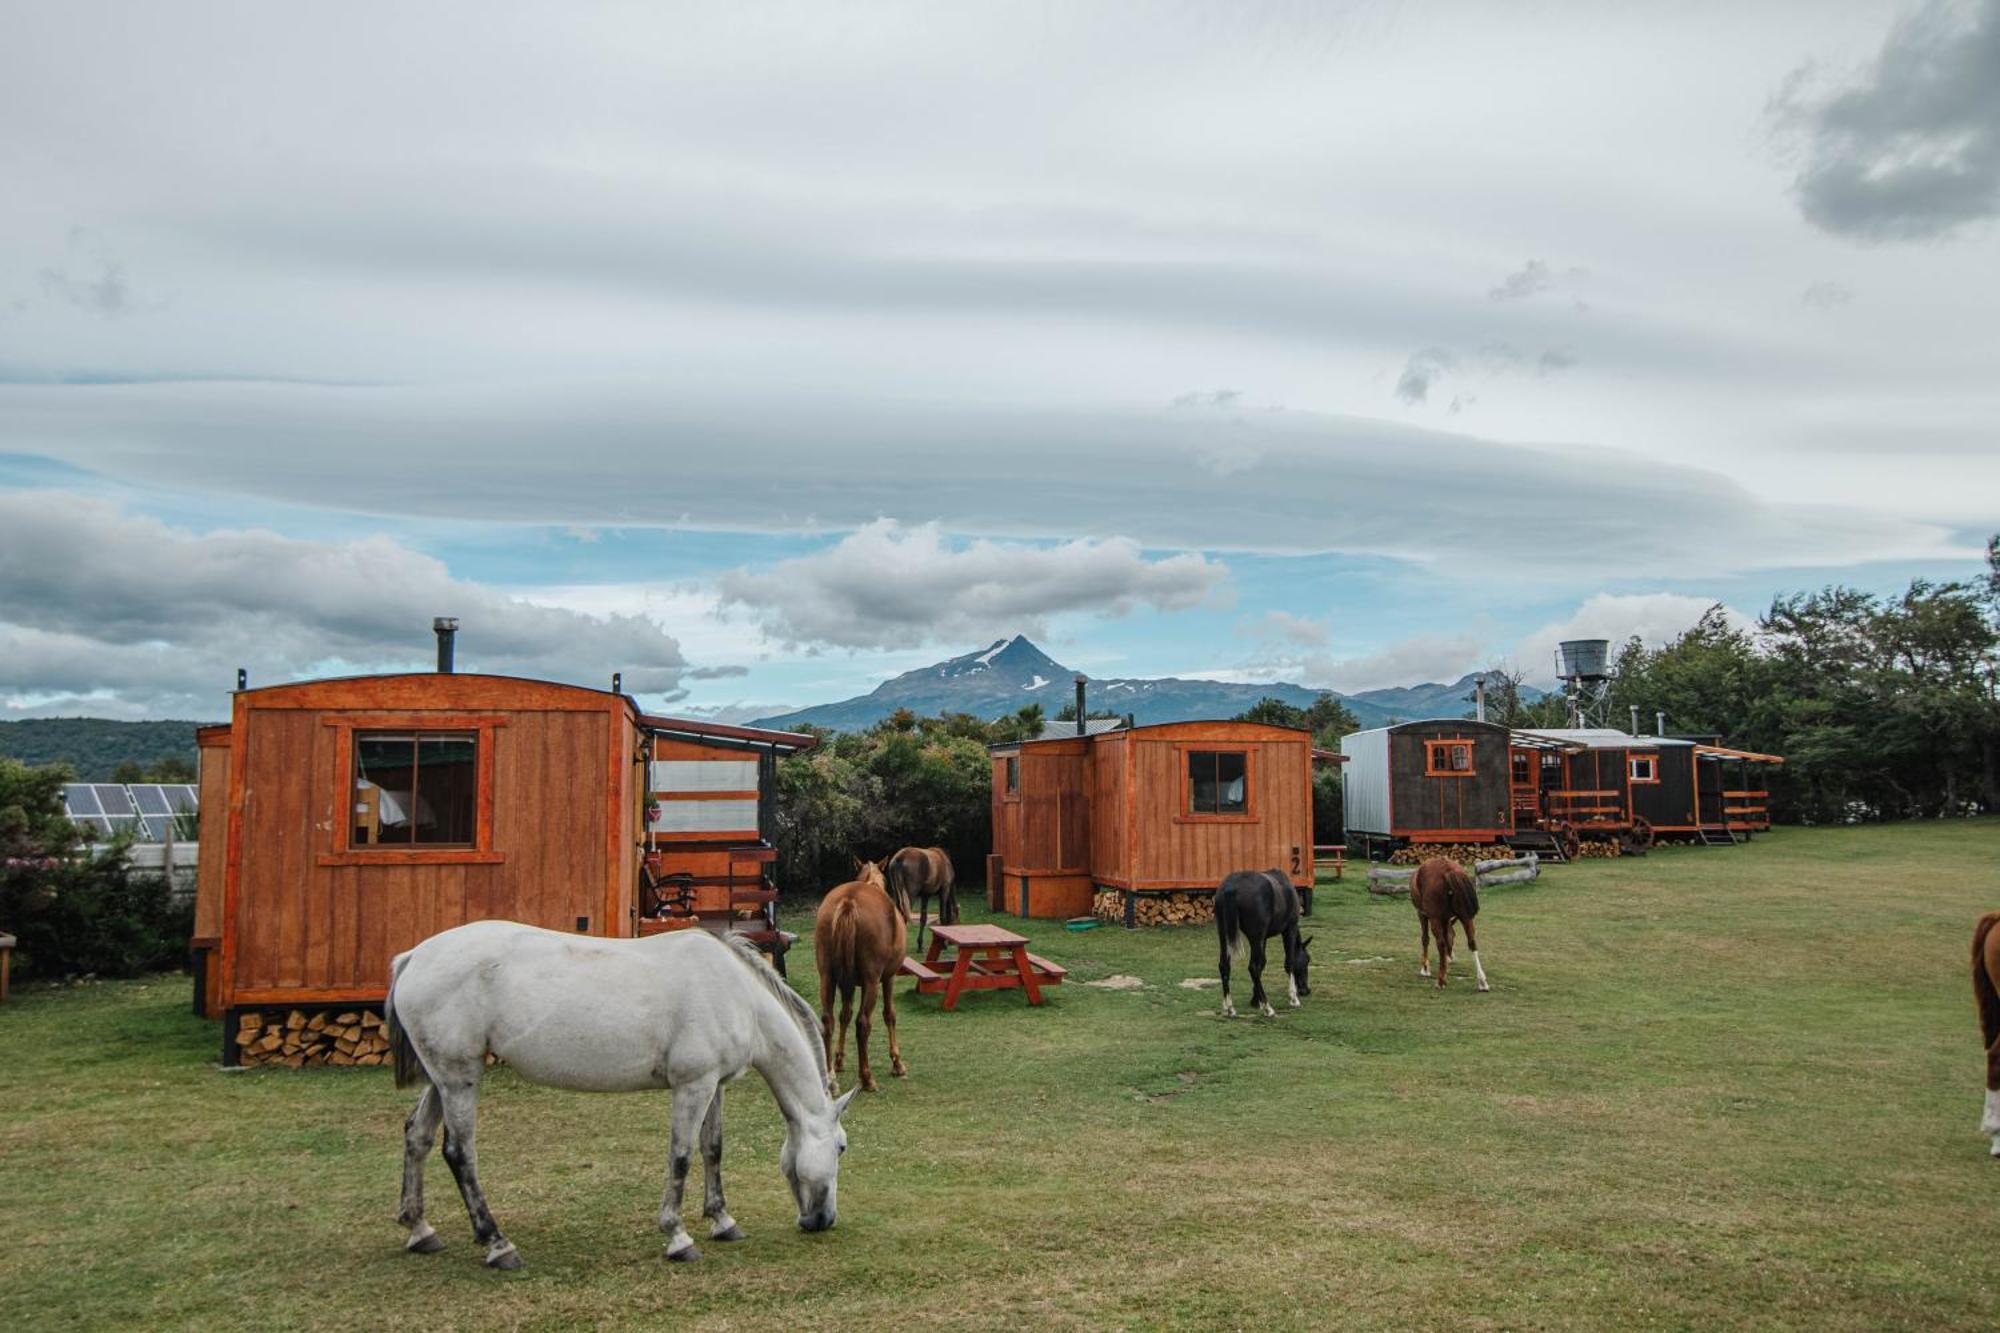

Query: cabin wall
[1557,748,1632,830]
[1387,721,1511,841]
[1630,747,1699,830]
[224,685,625,1007]
[1129,729,1312,888]
[645,734,780,912]
[193,735,230,942]
[1338,727,1392,837]
[1088,732,1130,884]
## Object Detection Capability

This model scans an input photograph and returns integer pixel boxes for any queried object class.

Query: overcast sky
[2,1,1994,721]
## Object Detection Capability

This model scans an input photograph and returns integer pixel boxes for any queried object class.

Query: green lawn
[4,822,1999,1330]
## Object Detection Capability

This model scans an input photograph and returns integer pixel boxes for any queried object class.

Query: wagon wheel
[1555,822,1581,862]
[1630,816,1656,850]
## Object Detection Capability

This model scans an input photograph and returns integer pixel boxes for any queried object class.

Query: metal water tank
[1555,638,1610,680]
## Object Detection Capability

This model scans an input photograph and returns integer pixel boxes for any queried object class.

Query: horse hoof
[1259,1004,1275,1018]
[711,1224,746,1243]
[405,1227,445,1255]
[892,1063,909,1078]
[1221,1004,1236,1018]
[484,1242,523,1271]
[666,1242,702,1263]
[1288,998,1301,1009]
[1477,982,1491,993]
[861,1077,879,1093]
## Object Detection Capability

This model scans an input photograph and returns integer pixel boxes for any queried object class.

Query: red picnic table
[899,922,1066,1011]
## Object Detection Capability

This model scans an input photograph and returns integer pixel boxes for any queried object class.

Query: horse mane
[718,933,831,1090]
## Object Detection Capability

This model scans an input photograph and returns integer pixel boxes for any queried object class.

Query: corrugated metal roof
[1034,718,1126,740]
[1515,728,1694,750]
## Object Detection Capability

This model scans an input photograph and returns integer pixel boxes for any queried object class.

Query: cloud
[1536,348,1578,374]
[37,228,136,316]
[1306,633,1489,694]
[1801,279,1856,308]
[715,519,1228,651]
[0,492,690,718]
[1489,259,1556,302]
[1395,347,1457,404]
[6,381,1964,576]
[1509,593,1756,686]
[1775,0,2000,241]
[1251,610,1331,648]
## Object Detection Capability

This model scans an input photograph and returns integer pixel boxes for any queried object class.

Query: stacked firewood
[235,1009,391,1068]
[1570,838,1626,860]
[1091,889,1216,927]
[1387,843,1490,867]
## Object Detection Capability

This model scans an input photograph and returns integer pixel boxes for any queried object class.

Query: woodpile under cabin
[989,717,1319,927]
[191,625,815,1064]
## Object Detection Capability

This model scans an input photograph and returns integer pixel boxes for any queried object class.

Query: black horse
[1214,868,1312,1018]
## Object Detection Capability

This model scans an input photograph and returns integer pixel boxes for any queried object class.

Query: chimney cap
[433,616,459,632]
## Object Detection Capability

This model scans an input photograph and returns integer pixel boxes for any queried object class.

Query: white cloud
[1250,609,1331,648]
[0,492,690,718]
[715,519,1228,651]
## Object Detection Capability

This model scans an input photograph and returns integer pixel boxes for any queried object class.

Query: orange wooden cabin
[988,721,1318,924]
[190,671,814,1049]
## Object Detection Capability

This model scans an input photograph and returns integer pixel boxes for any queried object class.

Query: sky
[2,0,1995,723]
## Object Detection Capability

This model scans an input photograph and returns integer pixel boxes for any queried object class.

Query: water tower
[1554,638,1611,728]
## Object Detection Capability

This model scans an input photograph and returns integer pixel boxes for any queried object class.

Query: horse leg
[659,1074,720,1261]
[1463,915,1490,992]
[856,977,880,1092]
[699,1084,745,1243]
[883,972,908,1078]
[942,880,959,925]
[1983,1038,2000,1156]
[818,969,837,1076]
[833,985,854,1076]
[916,899,929,950]
[397,1083,446,1254]
[1418,910,1431,977]
[1432,919,1451,990]
[1250,937,1274,1017]
[436,1079,520,1270]
[1283,926,1302,1009]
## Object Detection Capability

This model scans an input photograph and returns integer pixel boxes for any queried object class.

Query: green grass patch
[4,822,1999,1329]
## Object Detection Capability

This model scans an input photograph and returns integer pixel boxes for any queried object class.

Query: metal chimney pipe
[236,667,247,691]
[1474,676,1488,723]
[1074,675,1088,737]
[611,672,623,694]
[1629,705,1640,735]
[1656,710,1667,736]
[433,617,458,673]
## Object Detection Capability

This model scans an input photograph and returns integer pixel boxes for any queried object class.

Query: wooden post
[0,932,13,1003]
[986,853,1005,912]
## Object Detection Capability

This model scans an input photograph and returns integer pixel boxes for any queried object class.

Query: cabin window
[1187,750,1248,815]
[1628,754,1659,784]
[648,758,760,835]
[351,731,479,847]
[1425,740,1475,777]
[1004,756,1019,795]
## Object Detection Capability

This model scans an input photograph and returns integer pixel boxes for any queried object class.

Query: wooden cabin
[988,721,1316,922]
[1513,728,1783,848]
[190,672,814,1051]
[1340,720,1515,857]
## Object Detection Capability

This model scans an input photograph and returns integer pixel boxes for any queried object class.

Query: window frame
[1628,753,1660,785]
[645,754,763,841]
[1424,739,1477,778]
[1002,754,1020,800]
[1179,746,1257,823]
[320,715,503,866]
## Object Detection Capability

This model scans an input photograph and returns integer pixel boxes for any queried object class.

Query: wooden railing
[1312,844,1346,881]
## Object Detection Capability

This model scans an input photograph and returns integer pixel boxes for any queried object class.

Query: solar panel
[141,816,175,841]
[63,784,102,816]
[104,815,139,838]
[94,784,136,816]
[75,815,112,839]
[133,785,171,815]
[172,784,199,812]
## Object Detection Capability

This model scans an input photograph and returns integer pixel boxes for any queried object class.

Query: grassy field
[4,822,1999,1330]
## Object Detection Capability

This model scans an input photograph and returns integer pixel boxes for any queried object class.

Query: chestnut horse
[1411,857,1489,992]
[1974,913,2000,1155]
[815,861,910,1093]
[886,846,957,948]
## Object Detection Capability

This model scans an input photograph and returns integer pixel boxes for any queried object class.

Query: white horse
[384,920,856,1270]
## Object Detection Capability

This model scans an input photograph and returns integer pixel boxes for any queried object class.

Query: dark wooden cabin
[191,672,814,1041]
[989,721,1317,921]
[1340,719,1514,857]
[1513,728,1783,846]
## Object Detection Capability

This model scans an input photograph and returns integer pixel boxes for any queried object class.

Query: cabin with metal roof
[190,628,816,1048]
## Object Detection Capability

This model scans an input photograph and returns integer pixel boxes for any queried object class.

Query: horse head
[854,858,886,888]
[781,1086,857,1232]
[1292,934,1314,997]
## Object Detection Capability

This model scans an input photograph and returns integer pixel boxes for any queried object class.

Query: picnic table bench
[898,922,1065,1011]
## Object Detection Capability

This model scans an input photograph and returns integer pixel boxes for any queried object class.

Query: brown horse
[1411,857,1489,992]
[886,846,957,948]
[1974,913,2000,1155]
[814,860,909,1093]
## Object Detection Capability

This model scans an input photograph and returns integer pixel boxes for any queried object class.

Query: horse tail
[1215,884,1245,961]
[822,894,861,987]
[883,854,914,917]
[1448,863,1480,922]
[384,949,425,1090]
[1974,913,2000,1052]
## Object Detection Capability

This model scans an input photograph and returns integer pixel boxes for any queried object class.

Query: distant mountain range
[752,636,1540,733]
[0,717,207,780]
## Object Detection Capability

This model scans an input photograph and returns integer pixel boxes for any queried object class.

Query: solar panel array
[61,783,199,843]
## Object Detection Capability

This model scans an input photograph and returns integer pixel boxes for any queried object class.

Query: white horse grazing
[384,920,855,1270]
